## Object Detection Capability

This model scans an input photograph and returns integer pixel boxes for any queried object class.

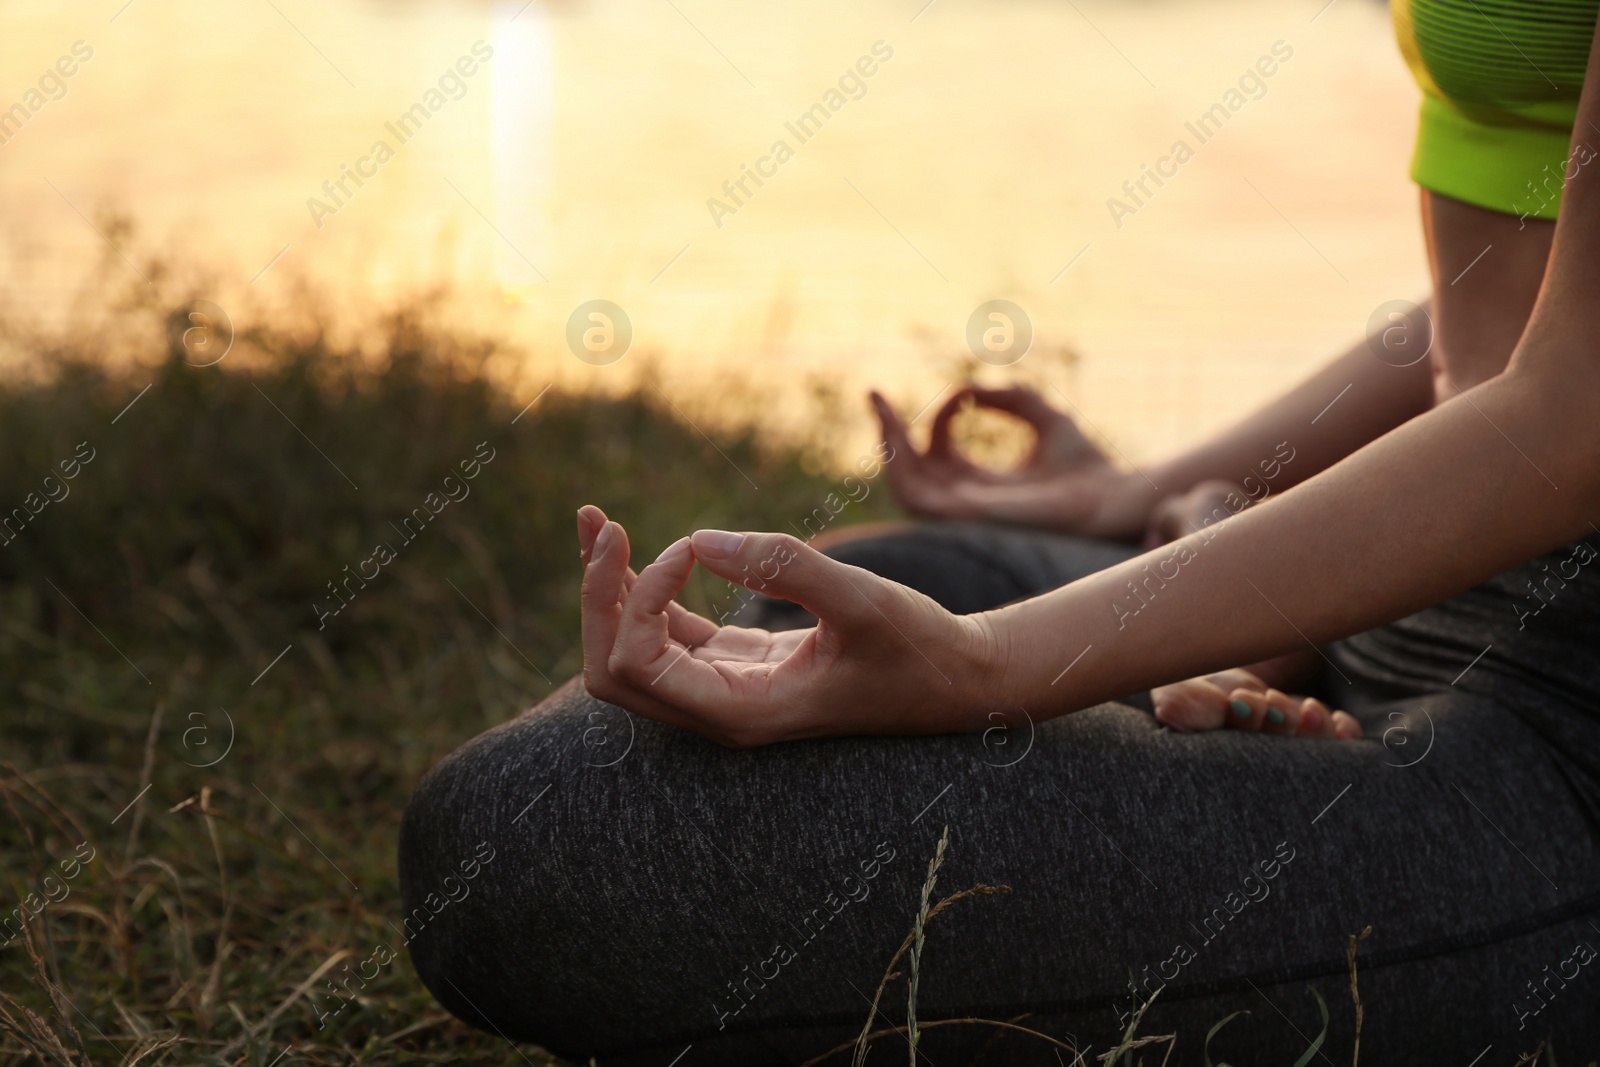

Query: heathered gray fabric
[399,523,1600,1064]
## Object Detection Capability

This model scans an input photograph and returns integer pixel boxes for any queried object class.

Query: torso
[1422,190,1554,400]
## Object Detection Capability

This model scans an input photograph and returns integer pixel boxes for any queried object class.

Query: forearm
[1147,325,1436,497]
[1000,21,1600,715]
[976,351,1599,719]
[1085,326,1435,538]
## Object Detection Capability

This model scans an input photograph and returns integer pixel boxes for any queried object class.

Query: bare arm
[880,314,1437,541]
[988,347,1594,713]
[575,27,1600,746]
[579,303,1594,743]
[986,89,1600,717]
[1141,318,1438,508]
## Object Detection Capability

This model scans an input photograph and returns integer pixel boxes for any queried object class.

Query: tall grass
[0,297,894,1065]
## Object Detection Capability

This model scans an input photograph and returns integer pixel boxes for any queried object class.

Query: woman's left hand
[576,505,996,746]
[1142,479,1247,549]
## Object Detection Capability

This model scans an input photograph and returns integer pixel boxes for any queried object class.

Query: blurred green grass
[0,302,896,1065]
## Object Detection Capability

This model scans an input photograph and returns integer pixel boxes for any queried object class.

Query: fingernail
[1230,699,1251,719]
[593,521,615,557]
[1267,707,1285,725]
[691,529,745,558]
[655,537,690,566]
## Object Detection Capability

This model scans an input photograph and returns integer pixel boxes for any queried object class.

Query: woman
[401,3,1600,1061]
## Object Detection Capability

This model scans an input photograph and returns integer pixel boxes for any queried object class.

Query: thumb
[689,529,889,629]
[926,388,972,458]
[870,391,916,462]
[870,397,924,509]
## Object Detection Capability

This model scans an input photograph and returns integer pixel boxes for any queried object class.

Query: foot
[1150,667,1361,739]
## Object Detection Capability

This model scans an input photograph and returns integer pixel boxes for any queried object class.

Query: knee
[396,680,683,1056]
[396,680,599,1048]
[396,725,517,1037]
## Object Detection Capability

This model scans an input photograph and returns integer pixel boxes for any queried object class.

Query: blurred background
[0,0,1430,1063]
[2,0,1425,460]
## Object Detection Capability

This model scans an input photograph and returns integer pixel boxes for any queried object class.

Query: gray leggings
[399,523,1600,1064]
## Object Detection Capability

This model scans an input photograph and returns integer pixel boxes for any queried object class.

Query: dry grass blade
[907,826,950,1063]
[113,703,164,987]
[845,881,1012,1067]
[0,991,81,1067]
[0,774,44,873]
[124,1031,181,1067]
[199,784,232,1029]
[123,703,164,867]
[19,917,88,1065]
[0,761,91,854]
[1099,1031,1176,1067]
[379,1013,454,1045]
[1099,986,1162,1067]
[215,949,353,1059]
[126,857,193,939]
[51,902,118,941]
[973,1013,1035,1064]
[111,997,150,1041]
[807,1017,1091,1066]
[1512,1041,1546,1067]
[1346,924,1372,1066]
[187,554,264,664]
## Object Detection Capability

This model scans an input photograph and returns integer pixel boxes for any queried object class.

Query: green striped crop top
[1394,0,1597,219]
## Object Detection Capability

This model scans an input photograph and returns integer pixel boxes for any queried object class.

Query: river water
[1,0,1428,462]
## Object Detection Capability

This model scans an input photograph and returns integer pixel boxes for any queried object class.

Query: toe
[1152,679,1231,732]
[1260,689,1303,734]
[1297,697,1338,738]
[1223,688,1268,731]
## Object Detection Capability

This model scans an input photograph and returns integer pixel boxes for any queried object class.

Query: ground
[0,302,899,1066]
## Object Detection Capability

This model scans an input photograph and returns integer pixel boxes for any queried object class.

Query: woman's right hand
[576,505,998,746]
[871,385,1154,538]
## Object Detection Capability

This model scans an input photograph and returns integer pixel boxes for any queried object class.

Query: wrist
[948,610,1013,728]
[968,571,1134,718]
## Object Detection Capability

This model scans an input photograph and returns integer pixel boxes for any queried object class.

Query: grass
[0,293,898,1066]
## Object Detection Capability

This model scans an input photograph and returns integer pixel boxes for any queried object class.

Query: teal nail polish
[1230,699,1251,719]
[1267,707,1285,725]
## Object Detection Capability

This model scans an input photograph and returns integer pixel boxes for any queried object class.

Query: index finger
[966,384,1060,427]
